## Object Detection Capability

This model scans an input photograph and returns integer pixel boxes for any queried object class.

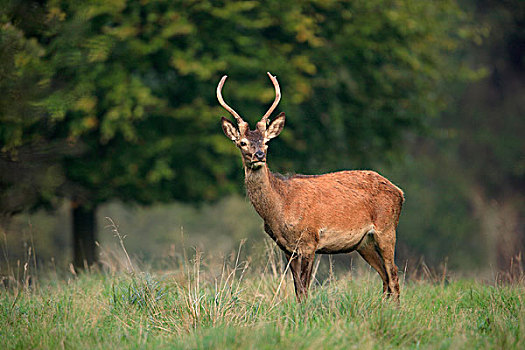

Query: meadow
[1,237,524,350]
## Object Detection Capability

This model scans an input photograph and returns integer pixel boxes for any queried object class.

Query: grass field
[1,241,524,349]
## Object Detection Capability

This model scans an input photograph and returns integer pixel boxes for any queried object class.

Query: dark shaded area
[72,203,97,269]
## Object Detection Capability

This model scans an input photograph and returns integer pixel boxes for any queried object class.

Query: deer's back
[277,170,404,233]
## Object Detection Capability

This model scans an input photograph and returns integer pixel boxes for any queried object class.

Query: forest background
[0,0,523,277]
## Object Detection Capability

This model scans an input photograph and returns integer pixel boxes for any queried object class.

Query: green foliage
[0,3,49,152]
[1,0,480,209]
[277,0,483,171]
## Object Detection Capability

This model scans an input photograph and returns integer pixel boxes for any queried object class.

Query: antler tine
[217,75,248,133]
[257,72,281,131]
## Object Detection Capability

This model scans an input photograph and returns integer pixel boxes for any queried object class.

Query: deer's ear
[221,117,240,141]
[265,112,285,140]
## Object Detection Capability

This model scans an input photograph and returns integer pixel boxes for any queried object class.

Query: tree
[0,0,478,269]
[0,0,73,219]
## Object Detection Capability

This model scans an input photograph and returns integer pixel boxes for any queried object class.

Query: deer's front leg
[286,252,315,302]
[286,252,306,302]
[300,253,315,295]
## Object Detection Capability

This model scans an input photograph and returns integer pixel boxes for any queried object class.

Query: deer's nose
[254,150,265,161]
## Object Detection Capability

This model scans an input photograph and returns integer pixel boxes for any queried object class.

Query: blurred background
[1,0,523,277]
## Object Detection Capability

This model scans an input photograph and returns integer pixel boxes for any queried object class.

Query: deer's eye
[239,141,247,147]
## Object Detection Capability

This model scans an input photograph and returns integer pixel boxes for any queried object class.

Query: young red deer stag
[218,72,404,302]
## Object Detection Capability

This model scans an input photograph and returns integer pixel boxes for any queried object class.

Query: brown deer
[218,72,404,302]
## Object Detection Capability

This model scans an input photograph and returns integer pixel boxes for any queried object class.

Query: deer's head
[218,72,285,170]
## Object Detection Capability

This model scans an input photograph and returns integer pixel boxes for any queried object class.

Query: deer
[218,72,404,302]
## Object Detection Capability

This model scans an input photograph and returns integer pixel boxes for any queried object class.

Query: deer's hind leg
[357,229,400,300]
[373,228,400,301]
[357,241,389,295]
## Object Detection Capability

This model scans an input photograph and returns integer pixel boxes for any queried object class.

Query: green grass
[1,247,524,349]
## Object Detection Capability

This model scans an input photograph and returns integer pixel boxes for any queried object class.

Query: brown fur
[218,74,404,302]
[245,165,404,301]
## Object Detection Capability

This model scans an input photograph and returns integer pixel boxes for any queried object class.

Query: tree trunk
[72,203,97,270]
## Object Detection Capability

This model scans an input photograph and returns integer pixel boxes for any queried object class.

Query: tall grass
[1,222,524,349]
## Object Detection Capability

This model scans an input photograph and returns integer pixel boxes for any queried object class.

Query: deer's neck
[244,165,286,225]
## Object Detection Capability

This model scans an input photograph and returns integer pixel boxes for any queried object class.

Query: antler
[257,72,281,132]
[217,75,249,134]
